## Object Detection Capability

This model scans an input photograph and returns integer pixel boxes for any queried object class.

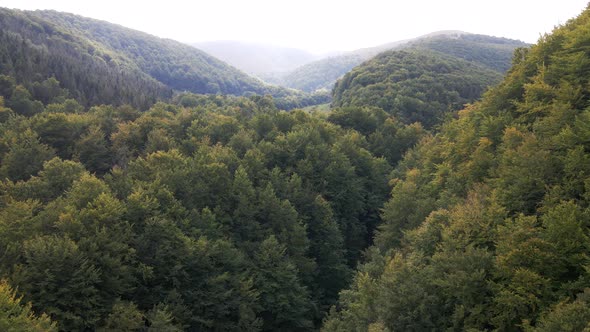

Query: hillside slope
[324,5,590,331]
[332,49,503,128]
[0,8,288,108]
[281,32,526,92]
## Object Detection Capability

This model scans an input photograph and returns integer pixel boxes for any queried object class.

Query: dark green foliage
[1,4,581,332]
[332,49,503,128]
[0,280,57,332]
[27,10,284,97]
[0,76,399,330]
[0,8,325,111]
[30,77,69,105]
[327,106,426,164]
[0,8,171,109]
[12,236,102,330]
[134,218,260,330]
[408,33,529,72]
[0,75,16,99]
[0,128,55,181]
[98,300,144,332]
[531,289,590,332]
[324,5,590,332]
[6,85,44,117]
[74,125,112,174]
[253,236,313,331]
[280,32,525,93]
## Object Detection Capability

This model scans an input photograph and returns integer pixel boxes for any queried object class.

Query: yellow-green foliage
[0,280,56,332]
[324,5,590,332]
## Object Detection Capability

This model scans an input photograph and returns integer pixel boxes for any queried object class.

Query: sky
[1,0,589,54]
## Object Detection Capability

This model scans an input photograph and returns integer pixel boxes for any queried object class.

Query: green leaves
[332,50,503,129]
[326,6,590,331]
[13,236,102,330]
[531,289,590,332]
[0,129,55,181]
[0,280,56,332]
[253,236,313,331]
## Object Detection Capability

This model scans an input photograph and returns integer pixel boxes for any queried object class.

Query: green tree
[145,304,183,332]
[0,280,56,332]
[74,125,112,174]
[531,289,590,332]
[0,75,16,99]
[6,85,43,117]
[0,129,55,181]
[30,77,68,105]
[12,236,102,331]
[253,236,313,331]
[98,300,143,332]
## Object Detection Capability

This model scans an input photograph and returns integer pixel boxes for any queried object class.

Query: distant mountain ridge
[192,40,321,80]
[0,8,296,109]
[279,31,528,92]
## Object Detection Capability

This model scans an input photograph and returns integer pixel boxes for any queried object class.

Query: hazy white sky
[1,0,588,53]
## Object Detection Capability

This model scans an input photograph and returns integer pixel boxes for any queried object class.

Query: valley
[1,3,590,331]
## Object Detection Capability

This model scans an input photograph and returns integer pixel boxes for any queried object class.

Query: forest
[0,8,329,111]
[0,3,590,332]
[277,33,526,93]
[0,75,423,330]
[331,49,503,128]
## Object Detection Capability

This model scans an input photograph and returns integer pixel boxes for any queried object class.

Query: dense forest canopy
[332,49,503,128]
[407,33,529,72]
[0,72,428,330]
[323,5,590,331]
[278,54,366,92]
[0,8,328,110]
[1,3,590,332]
[278,32,526,92]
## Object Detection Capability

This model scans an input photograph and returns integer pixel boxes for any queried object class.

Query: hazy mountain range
[0,6,527,109]
[0,8,305,107]
[277,31,527,92]
[192,31,527,93]
[192,40,322,81]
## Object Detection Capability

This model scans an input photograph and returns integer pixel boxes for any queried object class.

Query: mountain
[331,49,503,128]
[277,53,365,92]
[324,5,590,331]
[192,40,320,81]
[406,32,528,72]
[281,31,527,92]
[0,8,293,109]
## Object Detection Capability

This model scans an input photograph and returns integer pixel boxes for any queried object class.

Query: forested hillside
[281,32,526,92]
[324,5,590,331]
[0,70,429,330]
[407,33,528,72]
[0,8,171,109]
[332,49,503,128]
[1,2,590,331]
[0,8,319,110]
[279,54,365,92]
